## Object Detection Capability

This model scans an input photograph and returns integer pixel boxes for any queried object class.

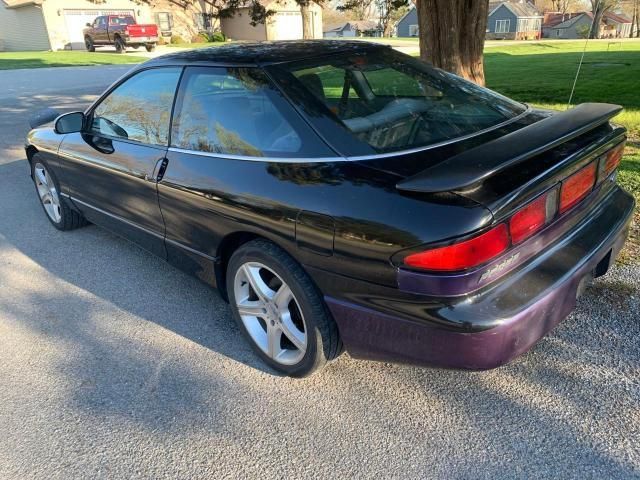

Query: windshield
[269,49,527,155]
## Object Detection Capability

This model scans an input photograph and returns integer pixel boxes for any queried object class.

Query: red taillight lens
[509,191,555,244]
[559,162,596,213]
[404,224,509,272]
[601,142,625,179]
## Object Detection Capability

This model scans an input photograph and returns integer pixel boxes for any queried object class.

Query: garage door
[272,11,303,40]
[63,9,135,50]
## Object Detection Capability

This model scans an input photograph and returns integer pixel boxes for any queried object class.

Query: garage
[63,9,135,50]
[271,11,303,40]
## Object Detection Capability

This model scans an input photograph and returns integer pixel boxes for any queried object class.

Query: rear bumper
[324,185,635,369]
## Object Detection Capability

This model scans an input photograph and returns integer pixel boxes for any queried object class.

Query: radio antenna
[567,1,599,109]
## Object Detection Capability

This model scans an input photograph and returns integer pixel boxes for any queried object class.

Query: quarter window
[91,67,182,146]
[171,67,333,157]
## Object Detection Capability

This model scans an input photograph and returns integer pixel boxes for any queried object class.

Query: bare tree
[416,0,490,85]
[337,0,377,21]
[589,0,620,38]
[377,0,410,36]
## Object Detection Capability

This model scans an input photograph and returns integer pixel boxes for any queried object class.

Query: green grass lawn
[0,51,145,70]
[483,40,640,262]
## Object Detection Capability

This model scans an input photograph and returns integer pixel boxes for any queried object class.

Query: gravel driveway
[0,66,638,480]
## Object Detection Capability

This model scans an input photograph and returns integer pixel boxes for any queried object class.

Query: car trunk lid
[391,103,625,220]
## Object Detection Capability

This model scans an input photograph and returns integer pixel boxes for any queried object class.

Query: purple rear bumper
[325,188,634,370]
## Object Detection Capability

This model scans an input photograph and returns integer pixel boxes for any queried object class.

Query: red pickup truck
[83,15,159,53]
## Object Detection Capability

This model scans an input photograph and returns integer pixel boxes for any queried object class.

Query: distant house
[0,0,220,52]
[397,2,542,40]
[323,20,381,38]
[542,12,587,38]
[542,11,632,39]
[395,7,418,38]
[221,0,322,40]
[601,11,632,38]
[486,1,543,40]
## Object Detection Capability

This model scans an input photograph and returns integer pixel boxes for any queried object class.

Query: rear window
[109,16,135,26]
[270,49,527,155]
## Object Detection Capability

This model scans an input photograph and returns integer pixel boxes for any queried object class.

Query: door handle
[152,158,169,183]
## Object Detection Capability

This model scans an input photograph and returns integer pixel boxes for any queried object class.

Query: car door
[57,67,183,258]
[158,66,336,285]
[92,16,107,43]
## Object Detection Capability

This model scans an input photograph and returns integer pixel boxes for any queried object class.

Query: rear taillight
[509,189,557,244]
[599,142,625,180]
[403,144,622,273]
[559,162,596,213]
[404,224,509,271]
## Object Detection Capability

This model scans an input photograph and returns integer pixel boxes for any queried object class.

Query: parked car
[83,14,158,53]
[25,41,634,377]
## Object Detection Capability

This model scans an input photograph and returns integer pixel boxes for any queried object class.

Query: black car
[26,41,634,376]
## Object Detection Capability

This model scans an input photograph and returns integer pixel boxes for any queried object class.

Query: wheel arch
[26,146,39,178]
[215,231,263,302]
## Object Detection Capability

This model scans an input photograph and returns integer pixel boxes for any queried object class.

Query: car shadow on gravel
[2,153,639,478]
[0,158,280,378]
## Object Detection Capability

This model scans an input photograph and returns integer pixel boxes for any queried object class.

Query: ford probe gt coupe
[26,41,634,377]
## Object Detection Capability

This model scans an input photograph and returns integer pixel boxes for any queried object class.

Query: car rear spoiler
[396,103,623,193]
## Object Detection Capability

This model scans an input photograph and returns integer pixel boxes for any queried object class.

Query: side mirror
[54,111,85,134]
[86,23,92,27]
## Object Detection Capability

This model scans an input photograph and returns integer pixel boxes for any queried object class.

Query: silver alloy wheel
[234,262,307,365]
[34,163,62,224]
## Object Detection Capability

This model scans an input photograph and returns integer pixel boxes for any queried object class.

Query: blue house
[486,1,543,40]
[396,1,543,40]
[395,8,418,38]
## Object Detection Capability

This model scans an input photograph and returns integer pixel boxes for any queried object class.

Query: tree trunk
[301,4,314,39]
[417,0,489,85]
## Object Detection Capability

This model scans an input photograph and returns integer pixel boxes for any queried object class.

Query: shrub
[211,31,226,42]
[191,33,209,43]
[170,34,185,44]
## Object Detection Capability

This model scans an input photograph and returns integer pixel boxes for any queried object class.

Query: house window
[194,12,216,32]
[495,19,510,33]
[408,24,419,36]
[556,29,561,37]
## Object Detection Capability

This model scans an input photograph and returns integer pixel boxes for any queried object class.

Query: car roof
[144,40,389,67]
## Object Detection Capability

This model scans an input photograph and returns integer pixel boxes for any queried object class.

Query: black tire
[84,36,95,52]
[115,37,126,53]
[31,155,87,231]
[227,239,342,377]
[145,43,156,52]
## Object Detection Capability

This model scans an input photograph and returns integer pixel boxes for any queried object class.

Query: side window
[171,67,333,158]
[91,67,182,146]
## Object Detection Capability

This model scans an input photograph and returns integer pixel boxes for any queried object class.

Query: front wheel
[31,157,87,231]
[227,239,342,377]
[145,43,156,52]
[115,37,126,53]
[84,36,95,52]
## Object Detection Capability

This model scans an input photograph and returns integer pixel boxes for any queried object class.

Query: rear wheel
[31,156,87,231]
[145,43,156,52]
[115,37,126,53]
[227,239,341,377]
[84,36,95,52]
